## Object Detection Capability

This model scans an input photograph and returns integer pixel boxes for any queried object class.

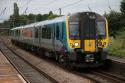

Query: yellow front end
[98,19,109,49]
[66,16,108,52]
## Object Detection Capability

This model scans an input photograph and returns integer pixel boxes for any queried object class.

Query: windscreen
[97,21,106,35]
[68,13,106,40]
[96,18,106,39]
[69,21,80,40]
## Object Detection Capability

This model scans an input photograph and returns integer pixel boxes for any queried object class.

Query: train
[11,11,109,67]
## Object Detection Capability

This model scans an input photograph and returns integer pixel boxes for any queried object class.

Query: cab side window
[42,25,51,39]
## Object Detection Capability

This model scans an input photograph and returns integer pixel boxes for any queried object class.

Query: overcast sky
[0,0,122,23]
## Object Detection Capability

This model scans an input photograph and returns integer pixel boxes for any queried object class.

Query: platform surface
[0,51,26,83]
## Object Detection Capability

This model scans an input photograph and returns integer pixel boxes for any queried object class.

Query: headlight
[74,42,79,46]
[98,41,102,46]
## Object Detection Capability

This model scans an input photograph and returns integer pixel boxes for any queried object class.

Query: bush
[108,31,125,58]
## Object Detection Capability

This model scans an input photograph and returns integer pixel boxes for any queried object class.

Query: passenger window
[42,26,51,39]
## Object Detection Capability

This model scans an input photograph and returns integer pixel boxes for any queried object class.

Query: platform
[0,51,26,83]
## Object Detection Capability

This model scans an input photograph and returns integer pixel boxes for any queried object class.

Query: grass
[108,31,125,58]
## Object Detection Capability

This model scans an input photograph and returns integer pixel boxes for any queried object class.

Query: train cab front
[67,12,108,67]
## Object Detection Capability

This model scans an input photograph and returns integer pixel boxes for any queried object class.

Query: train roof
[11,15,67,30]
[11,11,105,30]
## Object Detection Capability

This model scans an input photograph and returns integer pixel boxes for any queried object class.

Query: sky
[0,0,122,23]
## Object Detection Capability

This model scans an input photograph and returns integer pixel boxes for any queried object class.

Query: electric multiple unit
[11,12,108,67]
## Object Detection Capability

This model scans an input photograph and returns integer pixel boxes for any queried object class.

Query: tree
[42,14,49,20]
[27,13,35,23]
[14,3,19,17]
[120,0,125,14]
[104,10,125,37]
[49,11,53,16]
[19,15,28,25]
[0,5,60,29]
[48,11,59,19]
[36,14,43,21]
[13,2,20,27]
[9,15,14,28]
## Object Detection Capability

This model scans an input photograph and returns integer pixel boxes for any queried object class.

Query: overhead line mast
[108,0,112,10]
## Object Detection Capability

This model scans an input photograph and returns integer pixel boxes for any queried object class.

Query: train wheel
[59,55,70,67]
[55,54,59,61]
[58,55,63,63]
[45,51,53,58]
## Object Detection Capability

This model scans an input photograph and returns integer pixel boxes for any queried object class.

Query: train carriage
[11,11,108,67]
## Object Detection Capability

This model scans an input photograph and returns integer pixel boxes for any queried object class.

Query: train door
[55,23,64,51]
[80,13,96,52]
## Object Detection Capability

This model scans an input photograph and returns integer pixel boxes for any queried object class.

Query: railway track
[1,36,125,83]
[1,37,94,83]
[91,70,125,83]
[70,68,125,83]
[0,39,58,83]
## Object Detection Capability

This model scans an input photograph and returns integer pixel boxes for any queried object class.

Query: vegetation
[121,0,125,13]
[108,31,125,58]
[0,3,59,29]
[104,0,125,37]
[104,11,123,38]
[106,0,125,58]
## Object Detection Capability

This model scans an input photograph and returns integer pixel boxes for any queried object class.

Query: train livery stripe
[106,19,109,45]
[66,16,70,50]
